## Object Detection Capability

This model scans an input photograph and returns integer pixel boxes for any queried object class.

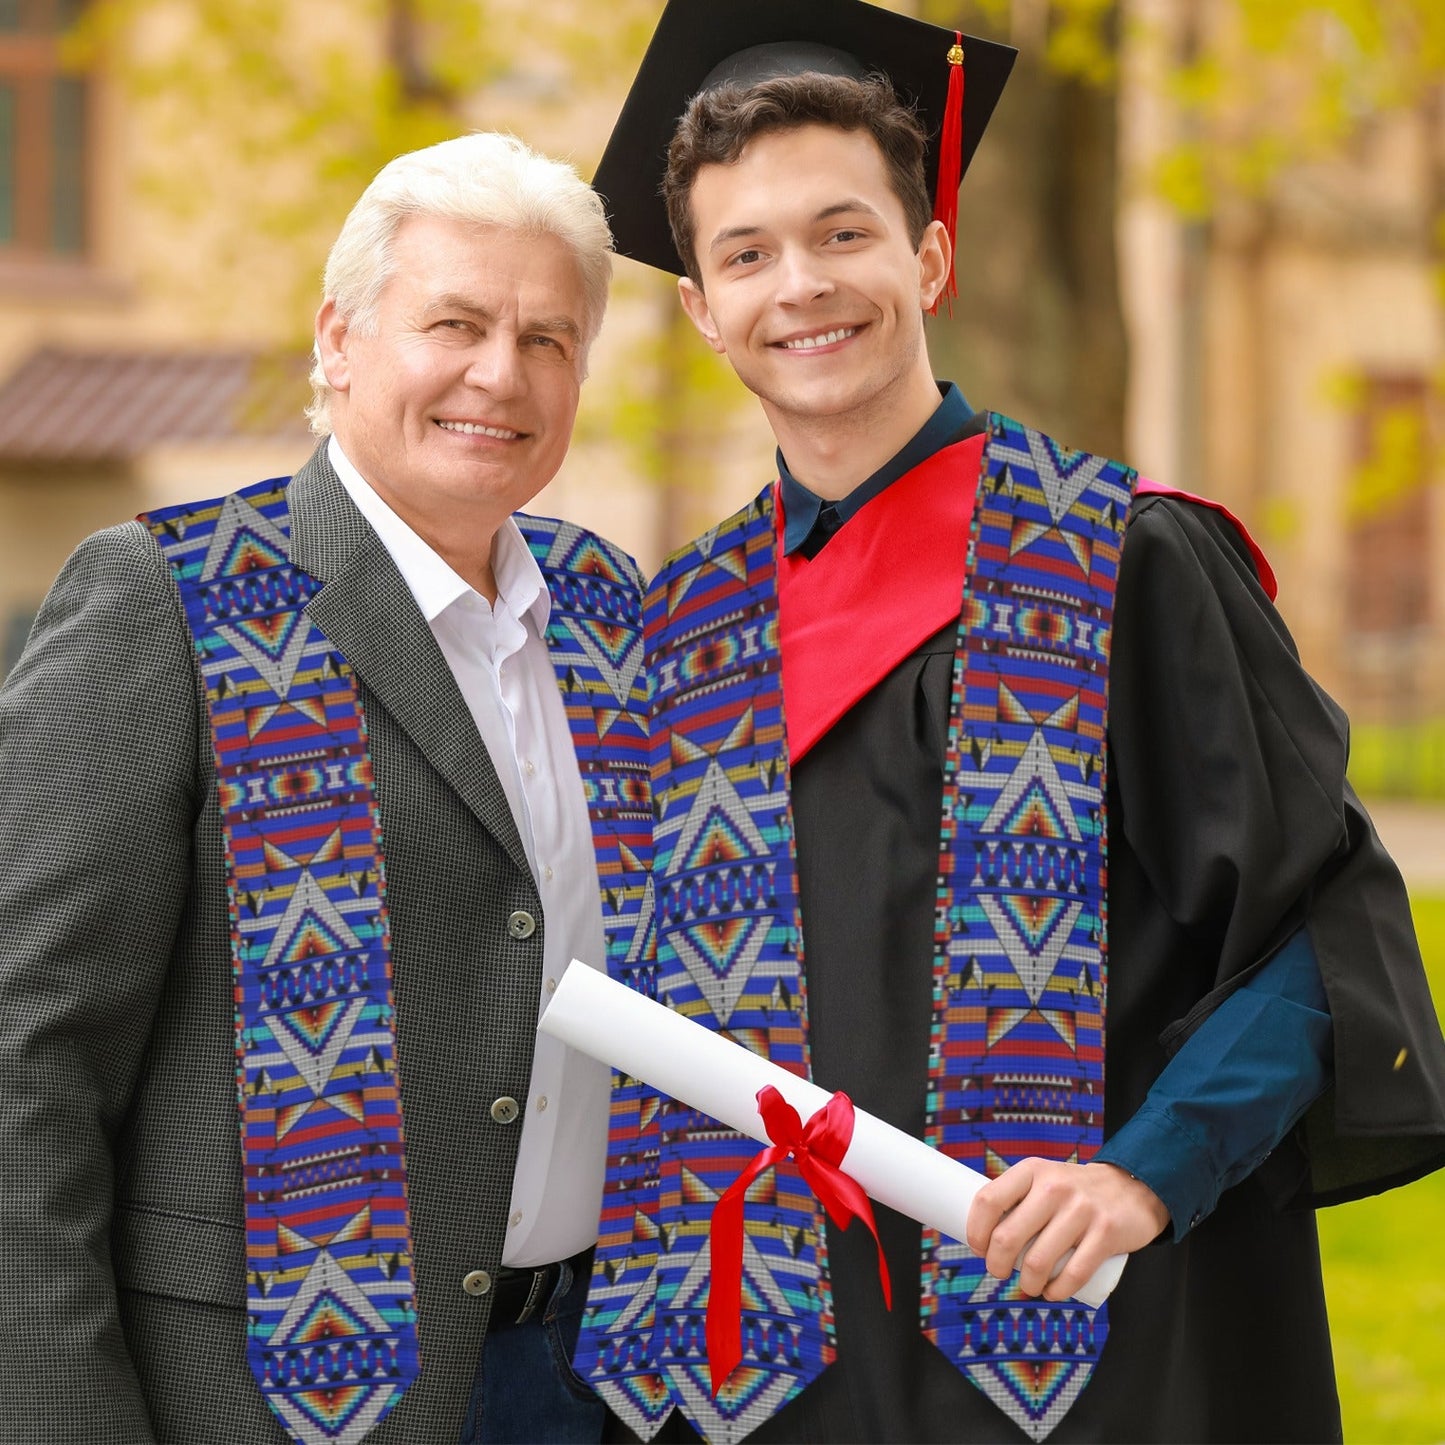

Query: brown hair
[663,72,932,285]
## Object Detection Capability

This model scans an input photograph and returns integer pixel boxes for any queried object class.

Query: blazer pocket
[113,1201,247,1309]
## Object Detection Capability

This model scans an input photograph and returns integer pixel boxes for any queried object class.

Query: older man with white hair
[0,132,648,1445]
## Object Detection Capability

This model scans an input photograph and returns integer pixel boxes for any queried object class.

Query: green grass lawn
[1318,894,1445,1441]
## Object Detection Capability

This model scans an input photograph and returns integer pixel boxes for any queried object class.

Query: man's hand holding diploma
[967,1159,1170,1301]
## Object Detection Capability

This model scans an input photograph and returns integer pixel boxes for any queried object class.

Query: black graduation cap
[594,0,1018,280]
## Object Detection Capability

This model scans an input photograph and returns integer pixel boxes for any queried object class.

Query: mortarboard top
[594,0,1018,277]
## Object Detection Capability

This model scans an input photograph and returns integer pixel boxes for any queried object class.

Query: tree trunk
[928,13,1129,461]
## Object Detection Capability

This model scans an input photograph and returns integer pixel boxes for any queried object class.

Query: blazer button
[507,909,536,940]
[491,1096,521,1125]
[462,1269,493,1297]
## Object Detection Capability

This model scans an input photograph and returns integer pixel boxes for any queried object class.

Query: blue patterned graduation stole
[922,416,1134,1440]
[145,480,418,1445]
[143,482,650,1445]
[514,513,653,1053]
[576,492,822,1445]
[577,416,1135,1444]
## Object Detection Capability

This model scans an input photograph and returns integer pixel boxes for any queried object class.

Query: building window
[1343,372,1438,718]
[0,0,89,258]
[1345,374,1434,636]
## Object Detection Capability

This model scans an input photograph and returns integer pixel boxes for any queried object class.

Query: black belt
[491,1245,594,1327]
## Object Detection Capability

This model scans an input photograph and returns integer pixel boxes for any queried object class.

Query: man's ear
[315,298,352,394]
[917,219,952,313]
[678,276,726,355]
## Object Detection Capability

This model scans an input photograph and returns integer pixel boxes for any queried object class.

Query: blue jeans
[459,1253,607,1444]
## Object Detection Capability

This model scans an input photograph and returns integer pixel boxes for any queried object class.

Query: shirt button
[462,1269,493,1297]
[507,910,536,940]
[543,865,554,881]
[545,978,557,995]
[491,1096,521,1125]
[510,1210,523,1228]
[536,1095,548,1112]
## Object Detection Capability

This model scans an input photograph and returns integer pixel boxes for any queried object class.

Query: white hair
[307,131,613,436]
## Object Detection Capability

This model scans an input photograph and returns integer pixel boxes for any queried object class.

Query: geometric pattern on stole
[518,513,666,1439]
[142,479,419,1445]
[922,415,1136,1441]
[574,488,832,1445]
[518,506,659,1410]
[515,517,652,980]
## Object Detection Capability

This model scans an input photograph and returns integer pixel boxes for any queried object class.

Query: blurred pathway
[1362,798,1445,895]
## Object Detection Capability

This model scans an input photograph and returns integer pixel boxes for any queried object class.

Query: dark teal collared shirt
[776,379,1332,1236]
[779,383,980,557]
[1098,929,1330,1237]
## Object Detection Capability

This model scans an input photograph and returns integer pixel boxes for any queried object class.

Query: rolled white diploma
[540,959,1124,1308]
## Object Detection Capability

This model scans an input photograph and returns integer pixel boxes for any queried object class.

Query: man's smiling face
[319,213,587,540]
[678,123,945,432]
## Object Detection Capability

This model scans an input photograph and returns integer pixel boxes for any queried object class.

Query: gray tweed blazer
[0,446,632,1443]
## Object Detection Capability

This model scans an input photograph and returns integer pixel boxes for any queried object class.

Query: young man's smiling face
[678,123,948,437]
[318,213,588,546]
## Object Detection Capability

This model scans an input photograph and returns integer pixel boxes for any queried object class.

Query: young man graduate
[573,3,1445,1442]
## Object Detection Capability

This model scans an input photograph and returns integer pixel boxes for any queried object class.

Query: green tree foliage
[1149,1,1445,217]
[65,0,655,327]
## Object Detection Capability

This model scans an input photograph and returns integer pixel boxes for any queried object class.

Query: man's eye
[528,335,563,350]
[732,249,763,267]
[829,229,864,244]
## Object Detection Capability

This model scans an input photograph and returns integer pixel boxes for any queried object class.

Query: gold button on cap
[491,1096,521,1125]
[507,910,537,939]
[462,1269,493,1297]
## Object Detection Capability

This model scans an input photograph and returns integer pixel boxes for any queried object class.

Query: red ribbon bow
[706,1086,892,1395]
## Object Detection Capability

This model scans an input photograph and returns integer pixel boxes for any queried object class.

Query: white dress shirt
[329,436,609,1267]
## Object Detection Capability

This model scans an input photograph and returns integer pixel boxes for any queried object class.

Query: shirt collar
[492,515,551,632]
[326,435,549,631]
[779,381,977,556]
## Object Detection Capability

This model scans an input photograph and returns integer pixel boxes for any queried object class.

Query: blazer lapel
[286,445,531,877]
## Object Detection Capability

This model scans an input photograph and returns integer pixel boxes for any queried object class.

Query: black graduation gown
[653,490,1445,1444]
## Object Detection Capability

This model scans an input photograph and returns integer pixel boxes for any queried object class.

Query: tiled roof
[0,347,314,462]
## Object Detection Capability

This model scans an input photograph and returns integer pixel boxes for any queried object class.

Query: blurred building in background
[3,0,1442,791]
[1119,0,1444,741]
[0,0,312,668]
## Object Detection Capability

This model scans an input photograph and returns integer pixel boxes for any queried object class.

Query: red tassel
[929,33,966,317]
